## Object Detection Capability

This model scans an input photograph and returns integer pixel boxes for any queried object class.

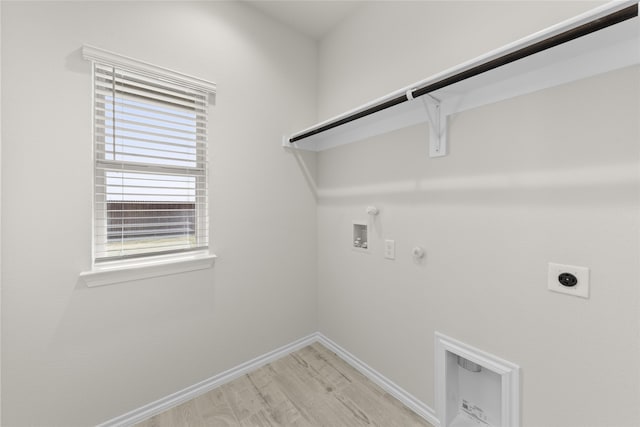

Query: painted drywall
[316,2,640,427]
[0,1,317,425]
[0,2,3,422]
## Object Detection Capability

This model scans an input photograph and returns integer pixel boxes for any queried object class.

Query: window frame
[80,45,217,286]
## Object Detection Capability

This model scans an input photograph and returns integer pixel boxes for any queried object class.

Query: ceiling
[244,1,363,40]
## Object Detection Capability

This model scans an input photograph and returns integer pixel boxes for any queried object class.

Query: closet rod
[412,3,638,98]
[289,3,638,144]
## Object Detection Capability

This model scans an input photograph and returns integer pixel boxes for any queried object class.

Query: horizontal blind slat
[94,67,208,100]
[96,147,207,161]
[95,64,209,99]
[95,85,206,111]
[97,145,200,161]
[95,247,209,263]
[96,96,206,121]
[96,159,206,174]
[95,132,206,151]
[95,106,207,131]
[96,112,202,135]
[97,152,199,166]
[96,183,205,191]
[96,120,199,144]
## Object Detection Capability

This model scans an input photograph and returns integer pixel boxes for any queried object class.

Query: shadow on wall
[287,148,319,201]
[65,48,89,75]
[314,161,639,208]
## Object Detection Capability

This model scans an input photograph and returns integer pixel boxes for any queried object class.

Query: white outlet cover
[384,239,395,260]
[548,262,589,299]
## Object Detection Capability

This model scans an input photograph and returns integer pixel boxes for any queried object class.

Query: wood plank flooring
[135,342,434,427]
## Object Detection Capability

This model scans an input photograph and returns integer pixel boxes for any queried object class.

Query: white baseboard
[97,333,318,427]
[316,333,439,427]
[98,332,439,427]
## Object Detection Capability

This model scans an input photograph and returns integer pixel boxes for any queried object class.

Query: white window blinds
[90,57,212,263]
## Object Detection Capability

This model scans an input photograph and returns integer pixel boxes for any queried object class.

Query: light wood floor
[136,342,434,427]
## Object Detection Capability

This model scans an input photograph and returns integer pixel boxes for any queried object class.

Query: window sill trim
[80,253,217,288]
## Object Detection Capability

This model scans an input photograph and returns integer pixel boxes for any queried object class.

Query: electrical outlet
[384,239,395,260]
[548,262,589,298]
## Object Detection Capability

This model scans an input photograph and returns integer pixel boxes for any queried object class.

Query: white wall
[316,2,640,427]
[0,2,3,422]
[0,1,317,425]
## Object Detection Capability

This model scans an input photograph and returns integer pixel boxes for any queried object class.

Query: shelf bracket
[418,93,448,158]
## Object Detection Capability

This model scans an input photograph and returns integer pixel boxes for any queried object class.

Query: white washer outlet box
[548,262,589,299]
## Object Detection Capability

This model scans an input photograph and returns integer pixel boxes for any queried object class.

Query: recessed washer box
[548,262,589,299]
[353,222,368,252]
[435,333,520,427]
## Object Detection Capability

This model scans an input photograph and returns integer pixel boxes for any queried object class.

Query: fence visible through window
[104,201,197,256]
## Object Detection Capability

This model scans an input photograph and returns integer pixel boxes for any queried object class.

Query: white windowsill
[79,252,217,287]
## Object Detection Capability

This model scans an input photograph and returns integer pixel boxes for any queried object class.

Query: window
[84,46,215,266]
